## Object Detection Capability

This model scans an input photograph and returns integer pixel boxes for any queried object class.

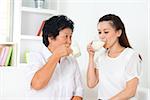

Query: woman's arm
[31,45,71,90]
[87,55,99,88]
[110,77,139,100]
[87,43,99,88]
[31,53,60,90]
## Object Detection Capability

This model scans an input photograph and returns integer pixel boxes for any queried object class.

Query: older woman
[27,15,83,100]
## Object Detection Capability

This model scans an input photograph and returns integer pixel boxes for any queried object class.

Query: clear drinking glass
[70,41,81,57]
[91,35,105,51]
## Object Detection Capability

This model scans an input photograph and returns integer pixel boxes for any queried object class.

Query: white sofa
[0,65,149,100]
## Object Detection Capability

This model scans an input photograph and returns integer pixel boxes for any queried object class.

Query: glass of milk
[91,36,105,51]
[70,41,81,57]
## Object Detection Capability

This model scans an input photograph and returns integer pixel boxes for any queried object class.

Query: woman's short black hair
[42,15,74,47]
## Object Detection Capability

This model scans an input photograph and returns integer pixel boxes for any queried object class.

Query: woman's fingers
[87,42,94,51]
[87,42,95,56]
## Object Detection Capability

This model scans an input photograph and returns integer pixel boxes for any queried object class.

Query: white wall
[148,0,150,90]
[0,0,12,41]
[59,0,149,99]
[148,0,150,88]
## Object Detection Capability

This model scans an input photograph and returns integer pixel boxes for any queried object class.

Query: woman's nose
[67,37,71,44]
[99,34,105,39]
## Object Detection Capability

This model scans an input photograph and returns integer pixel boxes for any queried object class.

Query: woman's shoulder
[28,51,45,63]
[126,48,139,55]
[124,47,140,61]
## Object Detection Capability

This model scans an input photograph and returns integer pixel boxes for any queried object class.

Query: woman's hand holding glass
[87,43,95,57]
[53,44,73,58]
[87,40,105,57]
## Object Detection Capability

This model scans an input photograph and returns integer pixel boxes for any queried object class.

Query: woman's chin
[103,45,107,49]
[103,45,109,50]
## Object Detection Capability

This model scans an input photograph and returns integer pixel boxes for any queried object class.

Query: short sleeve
[94,47,106,69]
[124,53,142,82]
[94,56,102,69]
[26,52,45,90]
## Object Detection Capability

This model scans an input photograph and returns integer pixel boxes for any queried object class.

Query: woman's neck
[108,41,125,58]
[48,45,54,53]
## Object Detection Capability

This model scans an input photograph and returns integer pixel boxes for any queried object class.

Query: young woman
[87,14,142,100]
[27,15,83,100]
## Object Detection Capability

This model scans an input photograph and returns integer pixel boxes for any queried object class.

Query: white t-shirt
[26,45,83,100]
[95,47,142,100]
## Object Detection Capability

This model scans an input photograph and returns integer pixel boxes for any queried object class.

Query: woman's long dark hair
[99,14,142,60]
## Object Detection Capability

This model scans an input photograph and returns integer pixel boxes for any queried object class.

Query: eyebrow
[66,32,73,35]
[98,29,110,31]
[61,33,72,36]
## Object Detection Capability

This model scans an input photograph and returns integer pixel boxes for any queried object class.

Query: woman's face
[49,28,72,49]
[97,21,121,49]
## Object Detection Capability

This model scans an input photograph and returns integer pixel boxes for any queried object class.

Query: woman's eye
[104,32,109,34]
[98,32,101,34]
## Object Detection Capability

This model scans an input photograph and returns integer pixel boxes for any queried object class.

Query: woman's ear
[48,37,52,44]
[117,29,122,37]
